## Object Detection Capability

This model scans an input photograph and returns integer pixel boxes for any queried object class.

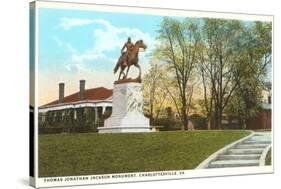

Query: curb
[196,130,255,169]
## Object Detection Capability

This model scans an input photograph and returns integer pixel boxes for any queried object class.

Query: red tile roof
[43,87,112,106]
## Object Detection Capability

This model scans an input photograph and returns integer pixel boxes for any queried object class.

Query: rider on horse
[120,37,134,67]
[114,38,146,82]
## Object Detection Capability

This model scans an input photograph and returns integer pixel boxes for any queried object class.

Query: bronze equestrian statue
[120,37,134,67]
[114,37,147,82]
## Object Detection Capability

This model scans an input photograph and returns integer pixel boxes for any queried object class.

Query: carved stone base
[98,82,151,133]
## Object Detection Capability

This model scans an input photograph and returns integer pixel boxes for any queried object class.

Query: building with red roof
[38,80,113,133]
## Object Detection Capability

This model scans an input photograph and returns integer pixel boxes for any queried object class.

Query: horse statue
[114,39,147,83]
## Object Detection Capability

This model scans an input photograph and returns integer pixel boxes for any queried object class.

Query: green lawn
[39,130,249,177]
[265,148,272,165]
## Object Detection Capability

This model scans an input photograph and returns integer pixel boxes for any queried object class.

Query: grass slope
[265,148,272,165]
[39,130,249,177]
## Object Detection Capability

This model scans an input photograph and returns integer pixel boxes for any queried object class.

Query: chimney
[58,82,65,103]
[79,80,86,100]
[268,94,272,104]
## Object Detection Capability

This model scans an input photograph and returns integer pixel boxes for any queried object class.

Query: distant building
[247,82,272,130]
[38,80,113,133]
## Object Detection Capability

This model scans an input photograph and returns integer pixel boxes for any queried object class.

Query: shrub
[189,114,208,130]
[151,118,182,131]
[39,127,64,134]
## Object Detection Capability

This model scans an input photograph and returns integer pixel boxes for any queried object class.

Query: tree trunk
[242,119,247,130]
[181,105,189,130]
[217,111,222,129]
[207,115,212,130]
[150,103,154,121]
[213,105,219,129]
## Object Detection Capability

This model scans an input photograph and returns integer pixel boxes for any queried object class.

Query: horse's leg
[118,70,121,80]
[135,63,142,80]
[121,66,127,80]
[118,66,123,80]
[125,65,131,79]
[121,67,125,79]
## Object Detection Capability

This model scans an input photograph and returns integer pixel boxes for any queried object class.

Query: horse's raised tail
[114,61,119,74]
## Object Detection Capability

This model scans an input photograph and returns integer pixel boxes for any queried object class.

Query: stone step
[242,140,271,145]
[208,160,259,168]
[236,144,269,149]
[217,154,260,160]
[227,148,264,154]
[250,135,271,140]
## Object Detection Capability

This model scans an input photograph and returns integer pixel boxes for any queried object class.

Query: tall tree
[198,19,245,129]
[143,59,168,121]
[226,21,272,128]
[198,19,272,129]
[155,17,200,130]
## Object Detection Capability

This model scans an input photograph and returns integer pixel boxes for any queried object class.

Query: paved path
[207,132,271,168]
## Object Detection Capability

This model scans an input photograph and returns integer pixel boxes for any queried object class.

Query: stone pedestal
[98,82,151,133]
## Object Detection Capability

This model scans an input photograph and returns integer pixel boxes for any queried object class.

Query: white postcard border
[32,0,274,188]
